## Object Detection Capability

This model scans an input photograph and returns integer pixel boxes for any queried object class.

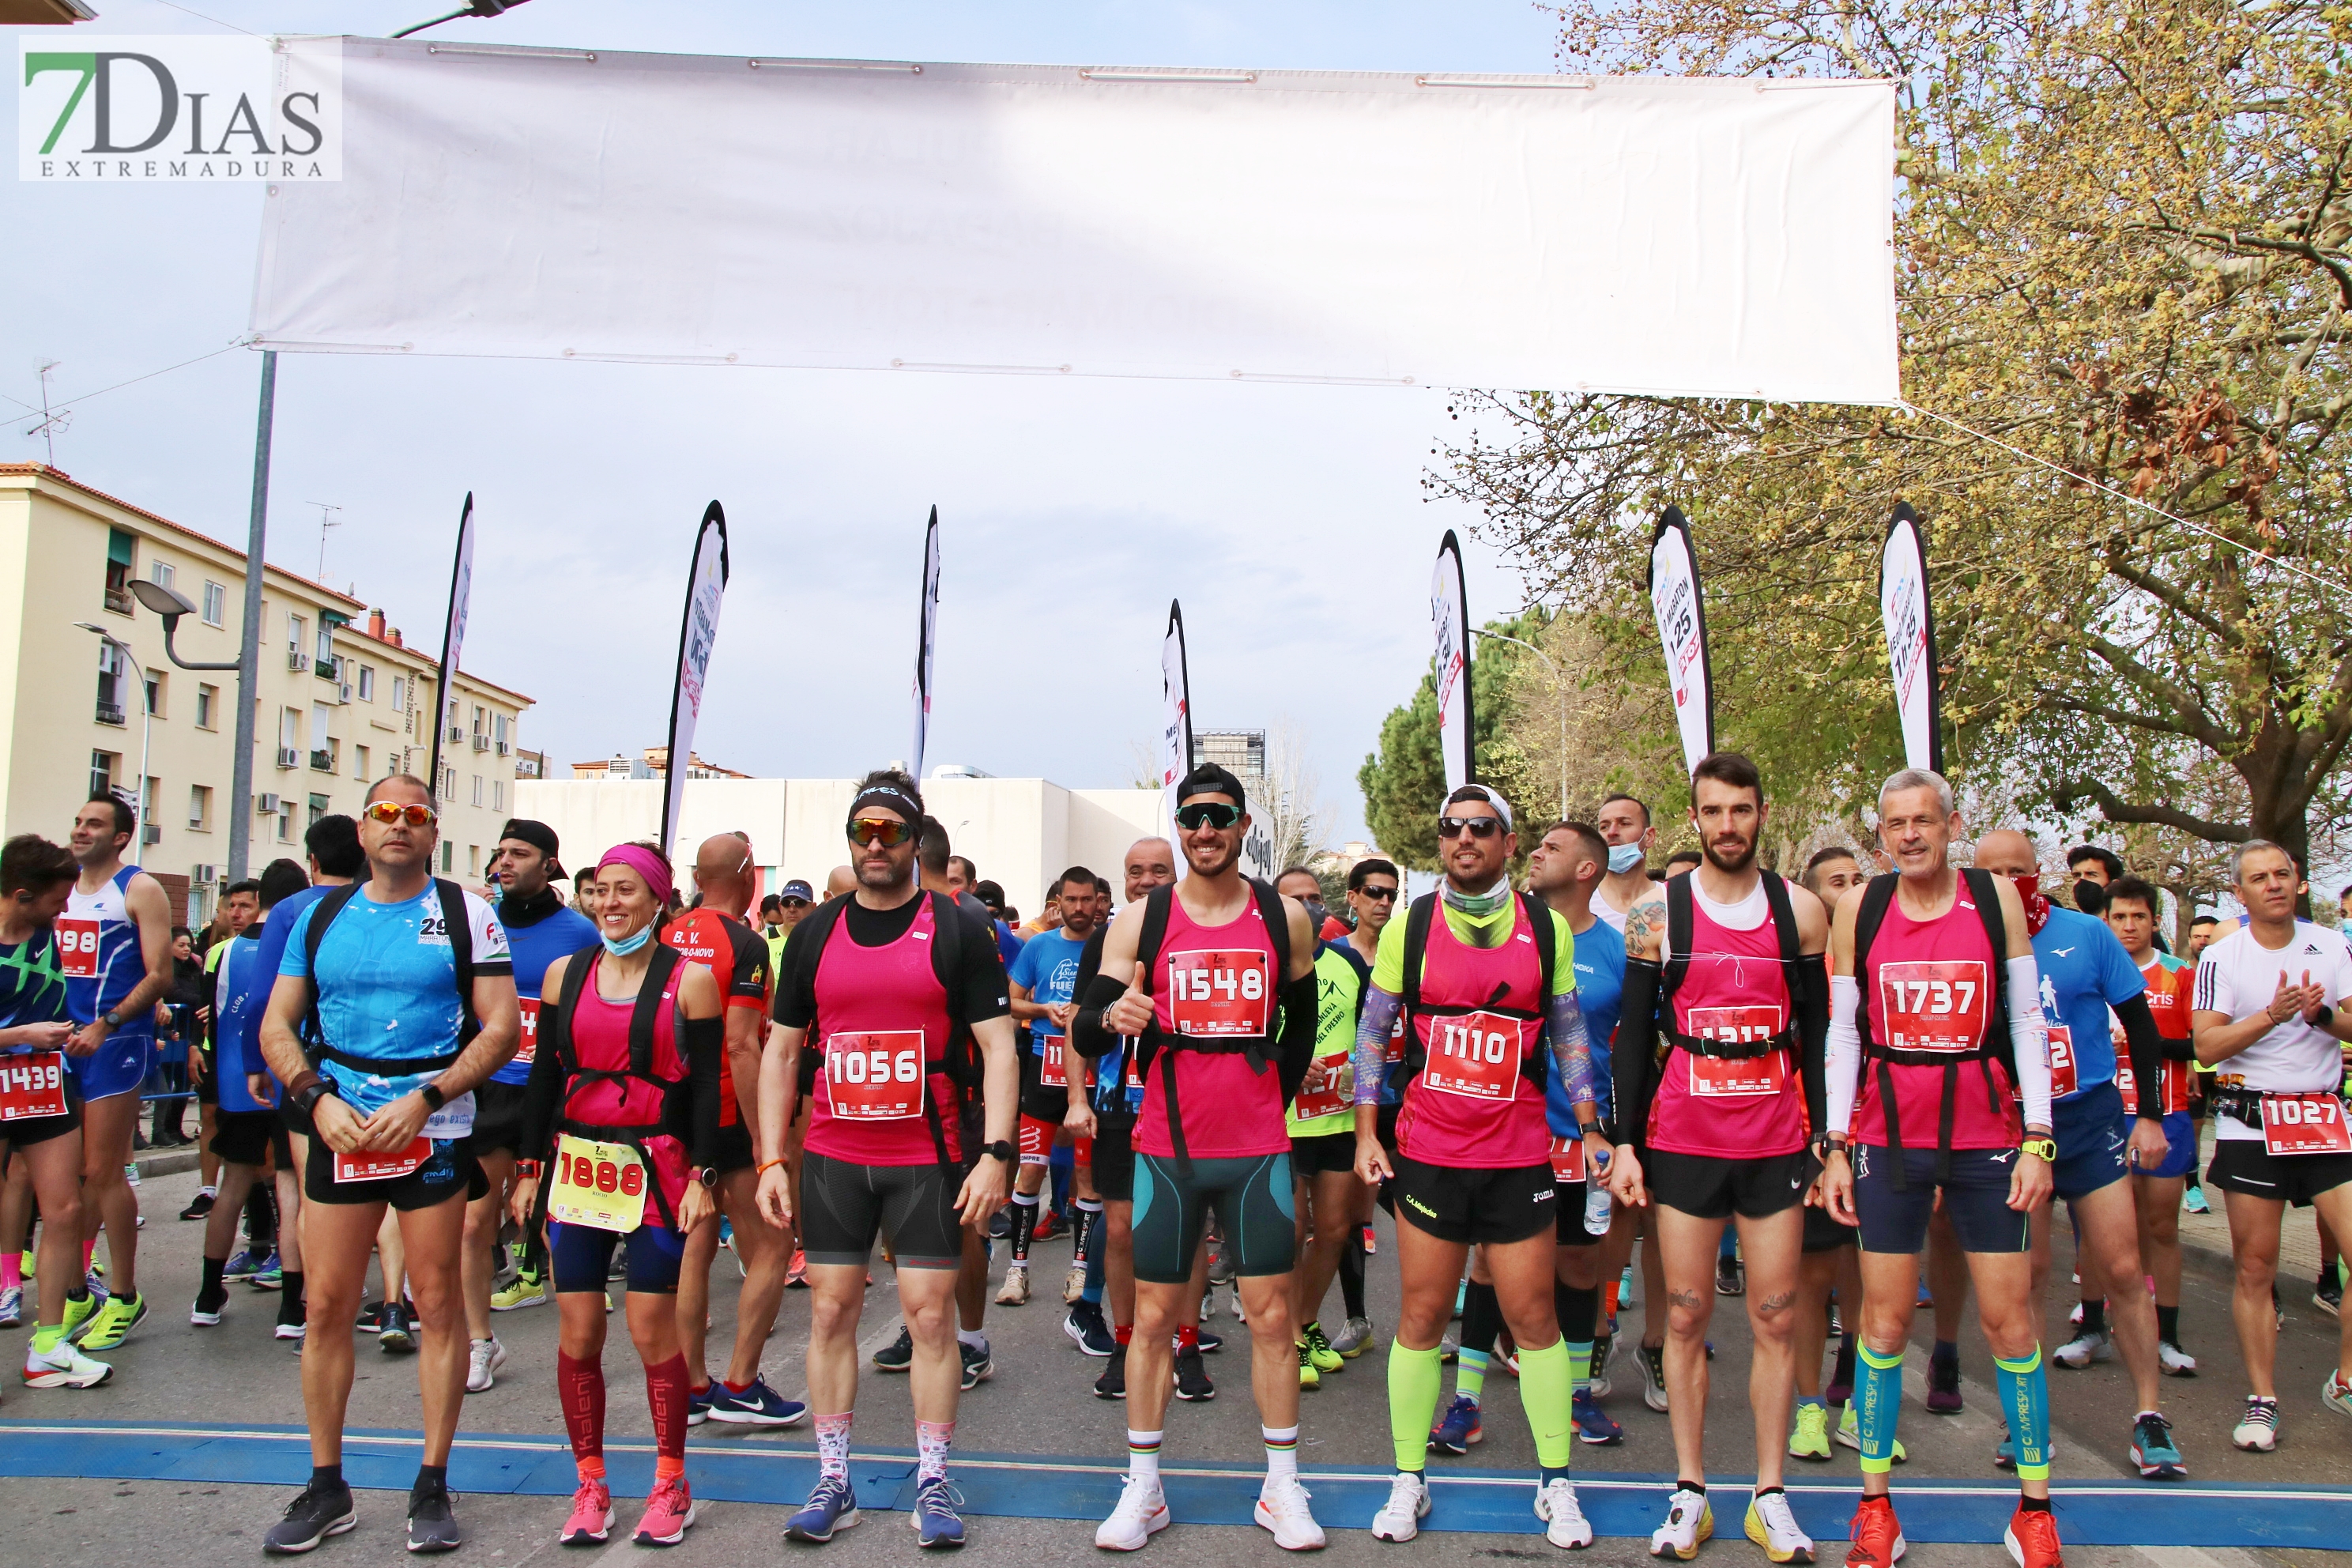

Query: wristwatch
[695,1166,718,1189]
[420,1084,447,1113]
[100,1010,122,1030]
[982,1140,1016,1163]
[2019,1136,2058,1163]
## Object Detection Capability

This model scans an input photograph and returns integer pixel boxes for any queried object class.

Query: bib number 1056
[824,1030,926,1121]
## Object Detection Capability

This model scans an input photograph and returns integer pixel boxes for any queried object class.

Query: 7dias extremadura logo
[19,35,341,182]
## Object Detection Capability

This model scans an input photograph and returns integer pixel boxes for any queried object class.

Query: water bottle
[1584,1148,1612,1236]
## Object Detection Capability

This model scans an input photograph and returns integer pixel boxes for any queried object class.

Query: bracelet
[514,1160,540,1178]
[755,1157,786,1175]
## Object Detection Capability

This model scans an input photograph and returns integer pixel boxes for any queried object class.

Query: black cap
[1176,761,1247,812]
[497,818,567,880]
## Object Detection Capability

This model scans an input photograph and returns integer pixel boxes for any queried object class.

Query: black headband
[848,784,925,833]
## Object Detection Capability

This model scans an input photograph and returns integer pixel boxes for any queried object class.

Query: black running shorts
[800,1149,963,1270]
[1391,1155,1555,1246]
[460,1080,529,1159]
[211,1107,291,1169]
[1090,1117,1136,1202]
[303,1134,485,1212]
[2207,1136,2352,1208]
[1555,1181,1604,1247]
[1804,1202,1859,1253]
[1289,1130,1356,1178]
[1131,1149,1295,1284]
[1646,1148,1812,1221]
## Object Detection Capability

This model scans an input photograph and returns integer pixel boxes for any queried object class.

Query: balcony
[104,586,134,615]
[95,699,126,726]
[310,747,337,773]
[315,654,341,682]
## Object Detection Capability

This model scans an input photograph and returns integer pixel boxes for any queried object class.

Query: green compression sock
[1517,1336,1577,1472]
[1388,1340,1445,1472]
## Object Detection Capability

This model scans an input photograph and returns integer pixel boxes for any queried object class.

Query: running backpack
[300,877,479,1079]
[541,942,691,1228]
[1656,870,1802,1060]
[1394,889,1558,1090]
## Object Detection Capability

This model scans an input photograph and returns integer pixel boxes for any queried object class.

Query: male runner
[665,833,801,1425]
[2190,839,2352,1449]
[466,820,597,1351]
[1326,856,1400,1360]
[1357,784,1598,1550]
[755,771,1017,1548]
[1002,865,1099,1306]
[2101,876,2201,1377]
[1609,754,1828,1562]
[1969,830,2182,1479]
[179,878,258,1223]
[1275,864,1369,1390]
[257,775,522,1555]
[1085,763,1324,1552]
[1817,770,2061,1568]
[1593,793,1673,1408]
[59,793,175,1350]
[763,880,816,976]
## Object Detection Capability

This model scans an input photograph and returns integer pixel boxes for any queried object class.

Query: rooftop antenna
[308,501,343,579]
[28,360,68,466]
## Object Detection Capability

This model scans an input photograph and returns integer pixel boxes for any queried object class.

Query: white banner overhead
[251,38,1899,404]
[1647,507,1715,775]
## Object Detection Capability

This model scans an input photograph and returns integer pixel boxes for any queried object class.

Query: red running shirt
[1856,886,2020,1149]
[1648,887,1804,1159]
[1394,899,1551,1169]
[1135,891,1290,1162]
[804,897,962,1168]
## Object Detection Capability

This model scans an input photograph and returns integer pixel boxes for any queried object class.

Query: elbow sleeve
[2007,956,2053,1129]
[1825,974,1861,1137]
[1072,971,1130,1060]
[1355,987,1401,1106]
[1615,958,1662,1144]
[2114,995,2169,1109]
[681,1013,726,1168]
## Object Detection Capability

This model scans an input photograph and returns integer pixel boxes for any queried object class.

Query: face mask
[1300,899,1329,933]
[2013,873,2039,903]
[1608,844,1645,875]
[601,925,654,958]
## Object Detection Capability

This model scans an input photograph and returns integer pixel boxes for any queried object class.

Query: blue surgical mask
[601,925,654,958]
[1608,844,1645,875]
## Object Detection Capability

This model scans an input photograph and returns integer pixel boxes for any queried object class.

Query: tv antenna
[308,502,344,579]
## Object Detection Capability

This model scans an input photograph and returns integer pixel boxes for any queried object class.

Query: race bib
[2260,1091,2352,1155]
[1878,960,1988,1052]
[512,997,541,1068]
[1384,1012,1405,1066]
[2046,1025,2078,1099]
[1165,948,1271,1038]
[1549,1133,1585,1186]
[55,918,100,980]
[1419,1010,1533,1102]
[1039,1031,1067,1089]
[1291,1048,1355,1121]
[1688,1049,1787,1099]
[0,1052,67,1121]
[548,1133,647,1232]
[824,1029,926,1121]
[1685,1004,1786,1050]
[2116,1057,2136,1117]
[333,1136,431,1183]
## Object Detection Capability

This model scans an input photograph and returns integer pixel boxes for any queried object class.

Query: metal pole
[126,641,151,868]
[228,350,277,882]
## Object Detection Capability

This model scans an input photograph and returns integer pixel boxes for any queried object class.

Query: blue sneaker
[786,1475,861,1543]
[909,1476,965,1549]
[1196,1326,1223,1354]
[2132,1412,2187,1480]
[250,1250,284,1290]
[1572,1388,1623,1446]
[1993,1426,2056,1471]
[220,1249,263,1283]
[1429,1393,1483,1455]
[705,1374,807,1427]
[686,1381,717,1427]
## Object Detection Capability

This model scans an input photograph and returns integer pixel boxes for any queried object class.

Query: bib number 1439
[0,1052,66,1121]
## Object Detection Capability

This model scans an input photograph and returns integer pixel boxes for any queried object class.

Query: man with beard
[1000,866,1102,1306]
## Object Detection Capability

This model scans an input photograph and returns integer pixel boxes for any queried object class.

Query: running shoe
[276,1317,307,1344]
[994,1262,1031,1306]
[1197,1325,1223,1353]
[1642,1342,1669,1412]
[1992,1426,2053,1468]
[1839,1404,1906,1461]
[23,1336,112,1388]
[873,1326,914,1372]
[2181,1185,2209,1215]
[466,1337,506,1393]
[559,1477,612,1545]
[1302,1320,1344,1374]
[1589,1333,1615,1400]
[1253,1475,1325,1551]
[2231,1396,2279,1452]
[1064,1298,1117,1356]
[58,1290,98,1344]
[1332,1315,1375,1359]
[2158,1340,2198,1378]
[1649,1486,1713,1560]
[190,1282,229,1327]
[2052,1329,2112,1369]
[1064,1260,1088,1305]
[910,1476,966,1548]
[2003,1504,2061,1568]
[1096,1475,1170,1551]
[1746,1489,1815,1564]
[75,1291,145,1351]
[786,1249,808,1289]
[407,1486,462,1553]
[1035,1208,1065,1244]
[1927,1353,1964,1413]
[786,1475,861,1543]
[262,1482,356,1555]
[988,1207,1012,1240]
[686,1383,715,1427]
[354,1299,386,1333]
[1537,1476,1593,1548]
[1718,1254,1745,1297]
[1788,1401,1833,1461]
[0,1285,19,1329]
[1371,1470,1430,1541]
[2318,1272,2344,1318]
[1844,1494,1905,1568]
[1201,1289,1217,1321]
[379,1300,416,1355]
[221,1247,264,1283]
[1495,1332,1521,1378]
[1298,1337,1321,1391]
[1573,1387,1623,1445]
[633,1475,695,1547]
[1429,1393,1483,1453]
[1438,1325,1459,1363]
[251,1250,284,1290]
[960,1337,993,1389]
[1231,1282,1247,1322]
[1173,1344,1213,1401]
[2323,1372,2352,1424]
[490,1271,547,1312]
[1095,1341,1128,1399]
[2132,1411,2187,1479]
[706,1374,808,1427]
[179,1188,217,1221]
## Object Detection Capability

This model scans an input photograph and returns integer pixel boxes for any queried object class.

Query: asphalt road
[2,1163,2346,1567]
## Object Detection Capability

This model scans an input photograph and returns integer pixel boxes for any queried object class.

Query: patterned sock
[556,1351,606,1468]
[1994,1347,2052,1480]
[1127,1428,1163,1486]
[1011,1193,1038,1264]
[814,1412,853,1480]
[645,1354,692,1464]
[1456,1348,1491,1405]
[916,1419,954,1483]
[1856,1343,1905,1474]
[1388,1340,1444,1471]
[1263,1424,1299,1483]
[1517,1336,1576,1472]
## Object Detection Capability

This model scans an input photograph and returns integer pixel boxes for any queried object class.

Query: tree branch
[2052,778,2251,843]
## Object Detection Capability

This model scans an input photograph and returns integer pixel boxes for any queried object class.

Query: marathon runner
[1002,865,1099,1308]
[1273,864,1370,1392]
[465,821,597,1353]
[0,834,113,1389]
[1608,754,1828,1562]
[2100,876,2201,1378]
[1355,783,1596,1551]
[1969,830,2181,1479]
[1325,856,1399,1361]
[2188,838,2352,1449]
[1084,763,1324,1552]
[508,842,727,1547]
[59,793,176,1351]
[663,833,802,1427]
[179,878,258,1223]
[1816,770,2061,1568]
[1592,793,1674,1409]
[256,775,522,1555]
[753,771,1018,1549]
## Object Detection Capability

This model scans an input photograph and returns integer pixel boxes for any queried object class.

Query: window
[316,620,337,670]
[390,676,405,713]
[311,703,336,771]
[492,779,506,812]
[442,765,457,801]
[277,801,294,842]
[357,665,375,702]
[467,845,481,877]
[202,580,226,626]
[288,612,306,669]
[354,744,370,780]
[89,750,117,799]
[195,683,217,730]
[149,560,175,591]
[440,842,454,873]
[104,529,134,613]
[94,643,126,726]
[280,707,300,748]
[141,777,158,842]
[188,785,212,831]
[308,793,330,830]
[144,672,163,718]
[471,774,484,807]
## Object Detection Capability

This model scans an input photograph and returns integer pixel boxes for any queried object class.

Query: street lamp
[126,578,240,672]
[76,623,150,868]
[1470,627,1568,823]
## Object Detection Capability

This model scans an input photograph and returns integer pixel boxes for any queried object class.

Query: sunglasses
[1174,801,1243,831]
[364,801,436,827]
[848,816,914,848]
[780,897,810,909]
[1357,884,1400,901]
[1436,815,1505,840]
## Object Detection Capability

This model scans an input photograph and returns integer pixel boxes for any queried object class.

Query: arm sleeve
[518,1006,564,1161]
[1825,974,1861,1137]
[680,1011,726,1168]
[1275,970,1318,1106]
[1793,953,1830,1142]
[1547,986,1597,1111]
[2008,955,2053,1129]
[1353,986,1401,1106]
[2114,993,2169,1110]
[1069,929,1117,1059]
[952,912,1013,1024]
[1612,957,1661,1144]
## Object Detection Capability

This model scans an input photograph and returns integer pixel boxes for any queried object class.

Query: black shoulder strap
[1250,876,1291,984]
[1762,869,1801,973]
[627,944,683,1080]
[1853,873,1902,1002]
[1400,892,1438,1016]
[1136,884,1175,997]
[1521,891,1558,1003]
[927,892,966,1022]
[1661,874,1693,1001]
[549,941,595,1079]
[434,878,479,1043]
[301,881,368,1040]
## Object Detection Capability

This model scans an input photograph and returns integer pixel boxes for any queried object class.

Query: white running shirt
[2193,920,2352,1140]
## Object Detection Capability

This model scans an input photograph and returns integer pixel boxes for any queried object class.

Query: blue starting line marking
[5,1419,2348,1549]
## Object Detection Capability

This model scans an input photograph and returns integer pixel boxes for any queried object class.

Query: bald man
[825,865,857,900]
[664,834,805,1427]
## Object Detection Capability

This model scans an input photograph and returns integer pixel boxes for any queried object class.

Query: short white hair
[1877,768,1954,818]
[2230,838,2294,884]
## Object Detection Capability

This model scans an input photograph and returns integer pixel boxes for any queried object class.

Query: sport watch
[100,1010,122,1030]
[2019,1136,2058,1164]
[695,1166,719,1189]
[981,1140,1016,1164]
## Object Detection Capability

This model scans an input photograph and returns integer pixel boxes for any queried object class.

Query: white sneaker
[1064,1262,1087,1305]
[2158,1340,2199,1378]
[2232,1396,2279,1452]
[1649,1487,1713,1560]
[1095,1475,1170,1551]
[1743,1488,1813,1564]
[1371,1471,1430,1543]
[1254,1476,1325,1551]
[466,1337,506,1393]
[274,1321,307,1343]
[1231,1283,1247,1322]
[1536,1477,1593,1549]
[995,1264,1030,1307]
[2052,1329,2113,1370]
[24,1339,113,1389]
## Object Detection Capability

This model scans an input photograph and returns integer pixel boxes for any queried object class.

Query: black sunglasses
[1436,815,1505,840]
[1174,801,1243,831]
[1356,884,1400,901]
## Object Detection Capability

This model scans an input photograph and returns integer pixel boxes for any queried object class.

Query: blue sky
[2,2,1566,845]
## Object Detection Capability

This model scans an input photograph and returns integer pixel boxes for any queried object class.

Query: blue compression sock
[1994,1347,2052,1480]
[1082,1223,1106,1306]
[1856,1343,1905,1474]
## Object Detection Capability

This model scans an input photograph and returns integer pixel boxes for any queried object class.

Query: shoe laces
[572,1476,609,1506]
[2135,1410,2175,1446]
[1543,1477,1586,1520]
[1754,1490,1801,1537]
[807,1473,855,1510]
[1385,1471,1426,1505]
[917,1476,964,1513]
[1114,1473,1163,1513]
[2241,1396,2279,1428]
[648,1475,690,1510]
[285,1483,347,1518]
[1261,1476,1313,1515]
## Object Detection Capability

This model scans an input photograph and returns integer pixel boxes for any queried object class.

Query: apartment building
[0,464,533,924]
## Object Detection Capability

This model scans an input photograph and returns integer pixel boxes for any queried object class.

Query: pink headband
[594,844,674,909]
